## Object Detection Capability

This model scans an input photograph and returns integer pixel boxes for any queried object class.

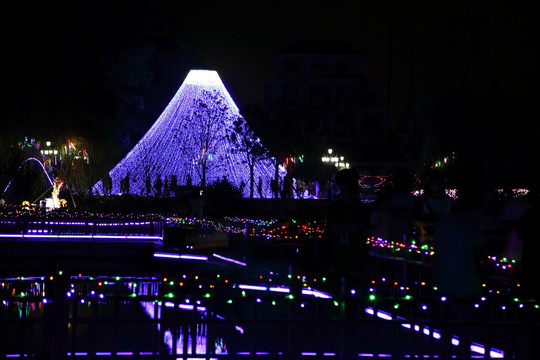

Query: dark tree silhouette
[245,99,312,198]
[228,116,269,199]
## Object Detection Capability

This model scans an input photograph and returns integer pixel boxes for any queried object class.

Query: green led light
[115,276,120,281]
[287,294,294,300]
[272,300,276,306]
[58,271,63,275]
[333,300,339,306]
[513,298,519,302]
[205,293,211,298]
[405,295,412,300]
[227,299,233,304]
[169,281,174,286]
[369,294,376,301]
[167,293,174,298]
[288,274,292,279]
[394,303,400,309]
[322,277,326,282]
[131,293,137,297]
[242,291,246,297]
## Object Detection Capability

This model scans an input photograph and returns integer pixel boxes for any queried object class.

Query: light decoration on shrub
[366,236,435,257]
[445,188,458,200]
[93,70,278,198]
[512,188,529,197]
[358,174,387,189]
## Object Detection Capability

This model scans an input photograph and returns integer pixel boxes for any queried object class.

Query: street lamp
[321,148,349,169]
[321,148,351,200]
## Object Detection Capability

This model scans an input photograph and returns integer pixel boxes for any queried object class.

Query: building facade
[265,40,389,164]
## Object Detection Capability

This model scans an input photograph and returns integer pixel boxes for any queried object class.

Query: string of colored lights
[2,264,537,358]
[366,236,435,257]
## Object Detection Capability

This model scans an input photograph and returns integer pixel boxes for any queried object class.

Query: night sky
[3,1,539,183]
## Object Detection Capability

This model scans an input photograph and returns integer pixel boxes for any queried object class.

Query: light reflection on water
[140,300,227,355]
[0,275,229,356]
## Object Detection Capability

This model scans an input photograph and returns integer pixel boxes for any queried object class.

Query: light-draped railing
[0,218,164,243]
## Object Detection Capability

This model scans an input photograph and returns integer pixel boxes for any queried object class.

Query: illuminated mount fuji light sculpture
[93,70,278,198]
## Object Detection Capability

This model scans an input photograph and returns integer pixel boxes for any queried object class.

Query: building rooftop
[279,39,364,55]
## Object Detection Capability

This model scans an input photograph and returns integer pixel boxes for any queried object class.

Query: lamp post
[40,141,59,166]
[321,148,349,169]
[321,148,350,199]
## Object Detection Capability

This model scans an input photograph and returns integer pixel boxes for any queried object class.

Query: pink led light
[489,349,504,358]
[269,286,290,293]
[179,254,208,261]
[302,288,332,299]
[238,284,267,291]
[365,307,375,315]
[376,310,392,320]
[212,253,247,266]
[470,343,485,355]
[153,252,180,259]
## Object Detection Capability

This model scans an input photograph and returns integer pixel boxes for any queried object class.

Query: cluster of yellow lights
[321,148,349,169]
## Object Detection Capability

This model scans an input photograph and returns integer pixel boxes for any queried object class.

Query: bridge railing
[0,218,164,240]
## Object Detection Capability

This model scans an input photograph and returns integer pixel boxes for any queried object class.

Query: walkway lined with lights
[0,213,538,358]
[2,241,537,358]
